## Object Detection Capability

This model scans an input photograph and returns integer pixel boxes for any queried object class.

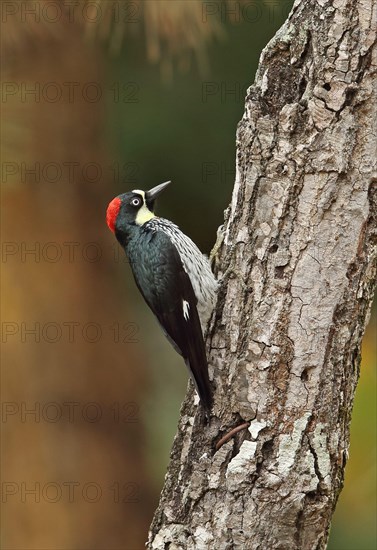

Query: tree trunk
[147,0,376,548]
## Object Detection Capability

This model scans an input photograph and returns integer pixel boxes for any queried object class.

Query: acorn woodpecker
[106,181,217,413]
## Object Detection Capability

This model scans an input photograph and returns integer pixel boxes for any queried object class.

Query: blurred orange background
[1,1,375,549]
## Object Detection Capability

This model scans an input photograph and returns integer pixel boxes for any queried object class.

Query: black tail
[185,358,213,413]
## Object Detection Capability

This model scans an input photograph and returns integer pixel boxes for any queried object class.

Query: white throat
[132,189,156,226]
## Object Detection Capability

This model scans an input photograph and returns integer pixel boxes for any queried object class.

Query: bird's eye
[131,198,141,207]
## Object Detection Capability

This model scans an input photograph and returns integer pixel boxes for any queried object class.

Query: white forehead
[132,189,145,200]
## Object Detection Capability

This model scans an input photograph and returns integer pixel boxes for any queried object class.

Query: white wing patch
[146,217,218,330]
[182,300,190,321]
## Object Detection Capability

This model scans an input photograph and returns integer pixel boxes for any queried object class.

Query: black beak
[146,181,171,202]
[145,181,171,209]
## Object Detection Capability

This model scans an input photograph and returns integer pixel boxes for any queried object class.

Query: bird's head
[106,181,171,234]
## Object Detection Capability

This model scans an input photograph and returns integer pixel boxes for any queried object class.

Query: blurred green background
[1,1,375,549]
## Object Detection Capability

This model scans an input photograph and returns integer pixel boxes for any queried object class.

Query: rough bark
[147,1,376,548]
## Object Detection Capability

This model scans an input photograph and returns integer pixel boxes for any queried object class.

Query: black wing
[128,230,213,412]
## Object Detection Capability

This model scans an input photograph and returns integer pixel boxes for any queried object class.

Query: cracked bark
[147,1,376,549]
